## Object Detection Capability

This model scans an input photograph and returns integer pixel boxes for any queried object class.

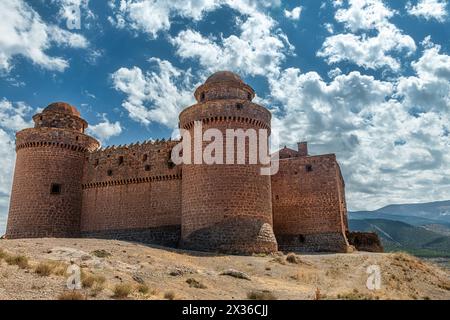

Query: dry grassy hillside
[0,238,449,300]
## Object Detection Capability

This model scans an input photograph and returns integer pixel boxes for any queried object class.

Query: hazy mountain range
[350,201,450,259]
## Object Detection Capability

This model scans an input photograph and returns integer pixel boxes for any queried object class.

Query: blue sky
[1,0,450,233]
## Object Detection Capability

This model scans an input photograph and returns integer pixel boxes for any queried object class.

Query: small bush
[5,255,29,269]
[0,249,7,260]
[81,272,106,289]
[113,283,133,299]
[164,291,176,300]
[186,278,207,289]
[58,291,86,300]
[286,253,301,264]
[34,262,53,277]
[247,290,277,300]
[91,250,111,258]
[90,283,105,297]
[137,284,149,295]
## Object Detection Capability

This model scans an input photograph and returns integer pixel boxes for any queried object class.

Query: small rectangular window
[306,165,313,172]
[118,156,124,165]
[50,183,62,195]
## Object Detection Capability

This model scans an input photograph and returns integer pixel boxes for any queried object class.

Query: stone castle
[5,71,353,254]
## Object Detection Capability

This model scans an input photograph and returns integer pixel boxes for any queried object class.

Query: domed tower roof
[205,71,244,85]
[43,102,81,117]
[195,71,255,102]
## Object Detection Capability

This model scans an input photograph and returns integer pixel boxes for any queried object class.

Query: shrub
[58,291,86,300]
[286,253,301,264]
[247,290,277,300]
[34,262,53,277]
[186,278,207,289]
[5,255,29,269]
[137,284,149,295]
[113,283,133,299]
[164,291,176,300]
[91,250,111,258]
[81,272,106,289]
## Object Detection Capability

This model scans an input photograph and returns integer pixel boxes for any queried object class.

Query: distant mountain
[349,219,450,258]
[350,200,450,226]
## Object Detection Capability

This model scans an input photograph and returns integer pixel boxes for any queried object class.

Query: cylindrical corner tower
[179,71,278,254]
[6,102,99,239]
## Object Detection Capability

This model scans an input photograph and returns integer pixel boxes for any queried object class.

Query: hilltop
[0,238,449,300]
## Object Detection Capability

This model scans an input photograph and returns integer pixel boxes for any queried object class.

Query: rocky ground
[0,238,449,300]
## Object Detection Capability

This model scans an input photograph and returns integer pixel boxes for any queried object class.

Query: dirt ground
[0,238,449,300]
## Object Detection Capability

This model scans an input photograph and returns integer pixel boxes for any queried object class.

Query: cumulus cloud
[318,0,416,71]
[0,0,89,73]
[0,98,35,235]
[406,0,448,22]
[88,116,123,143]
[171,12,293,78]
[269,43,450,210]
[111,58,196,127]
[284,6,302,20]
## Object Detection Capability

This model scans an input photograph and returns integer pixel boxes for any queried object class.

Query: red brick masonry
[6,72,352,254]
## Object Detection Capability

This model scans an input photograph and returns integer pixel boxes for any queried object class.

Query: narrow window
[145,165,151,172]
[94,159,99,167]
[118,156,124,165]
[236,103,244,110]
[275,195,279,201]
[306,164,313,172]
[200,92,206,102]
[107,169,113,176]
[248,93,252,100]
[143,154,148,162]
[76,136,79,141]
[50,183,62,195]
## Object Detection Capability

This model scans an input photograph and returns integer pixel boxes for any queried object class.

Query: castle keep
[6,71,351,254]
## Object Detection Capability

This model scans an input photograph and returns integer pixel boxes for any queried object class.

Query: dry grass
[0,249,7,260]
[247,290,277,300]
[336,289,378,300]
[5,255,29,269]
[34,262,53,277]
[137,284,149,295]
[286,253,301,264]
[113,283,133,299]
[81,271,106,289]
[58,291,86,300]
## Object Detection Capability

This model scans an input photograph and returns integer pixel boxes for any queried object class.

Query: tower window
[306,164,313,172]
[145,165,151,172]
[200,92,206,102]
[118,156,124,165]
[143,154,148,162]
[94,159,99,167]
[168,160,176,169]
[248,93,252,100]
[275,195,279,201]
[76,136,79,141]
[236,103,244,110]
[50,183,62,195]
[107,169,113,176]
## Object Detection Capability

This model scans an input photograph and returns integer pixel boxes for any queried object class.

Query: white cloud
[171,12,293,78]
[269,44,450,210]
[407,0,448,22]
[111,58,196,127]
[0,98,35,235]
[318,0,416,71]
[0,0,89,73]
[88,116,123,143]
[284,6,302,20]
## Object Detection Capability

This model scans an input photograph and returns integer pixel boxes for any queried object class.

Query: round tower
[6,102,99,239]
[179,71,278,254]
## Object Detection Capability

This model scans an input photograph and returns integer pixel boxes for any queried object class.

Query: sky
[0,0,449,233]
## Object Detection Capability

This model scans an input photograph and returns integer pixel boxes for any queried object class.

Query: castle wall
[271,155,349,252]
[6,128,99,239]
[80,141,182,246]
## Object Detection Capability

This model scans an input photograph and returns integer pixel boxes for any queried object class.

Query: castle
[5,71,352,254]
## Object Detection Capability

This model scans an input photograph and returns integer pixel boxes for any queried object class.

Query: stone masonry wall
[271,155,349,252]
[80,140,182,244]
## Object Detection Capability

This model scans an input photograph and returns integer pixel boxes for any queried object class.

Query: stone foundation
[277,232,350,253]
[181,217,278,255]
[82,225,181,247]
